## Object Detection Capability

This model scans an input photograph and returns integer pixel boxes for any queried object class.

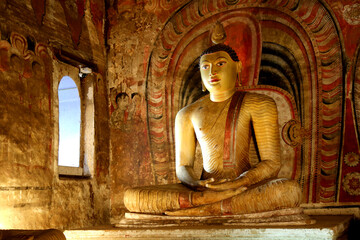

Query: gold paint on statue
[124,44,302,216]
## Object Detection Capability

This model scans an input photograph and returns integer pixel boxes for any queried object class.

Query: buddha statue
[124,43,302,216]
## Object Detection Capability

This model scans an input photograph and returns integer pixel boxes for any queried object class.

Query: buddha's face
[200,51,240,94]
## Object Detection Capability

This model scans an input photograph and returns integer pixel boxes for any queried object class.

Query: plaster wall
[1,0,360,229]
[0,0,110,229]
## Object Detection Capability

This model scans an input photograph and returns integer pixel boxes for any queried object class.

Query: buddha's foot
[165,202,222,216]
[191,187,247,206]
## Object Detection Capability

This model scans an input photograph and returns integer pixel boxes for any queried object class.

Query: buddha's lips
[210,78,220,83]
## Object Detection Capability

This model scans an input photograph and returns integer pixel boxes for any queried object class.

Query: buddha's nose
[210,66,217,76]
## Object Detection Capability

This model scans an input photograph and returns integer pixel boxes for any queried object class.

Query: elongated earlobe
[237,61,243,87]
[237,61,242,73]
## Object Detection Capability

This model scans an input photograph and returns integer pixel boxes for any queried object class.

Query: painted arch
[145,0,344,203]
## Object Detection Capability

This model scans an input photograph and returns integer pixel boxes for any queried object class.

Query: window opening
[58,76,81,167]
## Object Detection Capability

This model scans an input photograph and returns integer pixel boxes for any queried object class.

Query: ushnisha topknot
[200,44,239,62]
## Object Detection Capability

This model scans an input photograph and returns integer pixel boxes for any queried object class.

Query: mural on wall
[109,0,360,215]
[109,82,152,215]
[329,1,360,58]
[0,32,53,184]
[144,0,344,205]
[58,0,86,48]
[28,0,105,50]
[0,0,111,228]
[90,0,105,46]
[341,42,360,202]
[110,84,145,130]
[0,32,53,227]
[109,0,188,24]
[31,0,46,25]
[329,1,360,203]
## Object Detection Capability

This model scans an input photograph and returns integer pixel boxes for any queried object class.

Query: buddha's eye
[201,64,209,70]
[216,61,226,67]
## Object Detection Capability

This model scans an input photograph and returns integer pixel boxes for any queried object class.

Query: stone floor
[64,215,352,240]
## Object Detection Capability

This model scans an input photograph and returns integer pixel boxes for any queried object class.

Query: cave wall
[107,0,360,218]
[1,0,360,228]
[0,0,110,229]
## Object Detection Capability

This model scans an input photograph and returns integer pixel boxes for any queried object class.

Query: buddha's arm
[206,94,281,190]
[240,95,281,184]
[175,108,214,188]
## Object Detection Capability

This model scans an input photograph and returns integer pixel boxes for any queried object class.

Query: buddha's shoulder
[176,95,210,118]
[179,95,210,113]
[243,92,276,106]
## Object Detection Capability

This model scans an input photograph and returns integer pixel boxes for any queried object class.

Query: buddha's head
[199,44,242,97]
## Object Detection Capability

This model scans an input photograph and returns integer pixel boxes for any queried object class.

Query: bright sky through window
[58,76,81,167]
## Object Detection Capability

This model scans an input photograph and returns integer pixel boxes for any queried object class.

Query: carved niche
[145,0,344,205]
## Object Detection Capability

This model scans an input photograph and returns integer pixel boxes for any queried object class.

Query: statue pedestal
[117,208,315,227]
[64,215,352,240]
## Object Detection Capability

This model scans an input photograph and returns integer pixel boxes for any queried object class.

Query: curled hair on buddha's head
[200,44,239,62]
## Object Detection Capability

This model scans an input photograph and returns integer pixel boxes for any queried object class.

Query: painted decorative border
[344,152,360,167]
[343,172,360,196]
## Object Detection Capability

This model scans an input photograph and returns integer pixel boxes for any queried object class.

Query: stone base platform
[118,208,316,228]
[64,215,352,240]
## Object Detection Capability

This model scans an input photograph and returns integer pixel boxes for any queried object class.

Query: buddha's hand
[205,177,248,191]
[191,186,247,206]
[197,178,216,187]
[191,178,216,191]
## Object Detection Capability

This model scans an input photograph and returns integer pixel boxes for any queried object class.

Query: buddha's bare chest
[193,103,227,134]
[191,101,251,148]
[191,101,250,178]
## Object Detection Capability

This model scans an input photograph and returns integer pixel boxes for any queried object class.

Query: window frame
[52,61,94,177]
[58,76,81,169]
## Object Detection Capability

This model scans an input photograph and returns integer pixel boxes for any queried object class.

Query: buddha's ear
[236,61,242,73]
